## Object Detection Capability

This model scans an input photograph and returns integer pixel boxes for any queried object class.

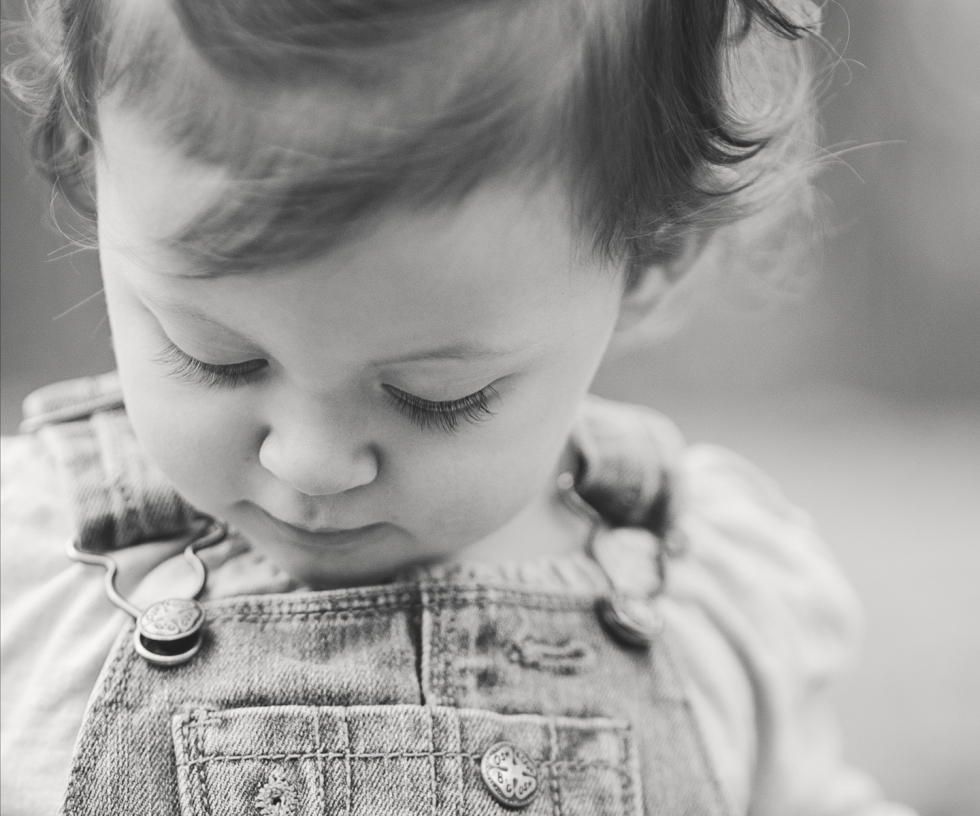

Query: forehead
[98,0,600,274]
[96,104,621,368]
[94,102,592,275]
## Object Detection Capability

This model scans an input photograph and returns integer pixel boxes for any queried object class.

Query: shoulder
[663,443,878,814]
[1,432,123,815]
[2,369,124,590]
[575,396,864,703]
[1,433,75,594]
[674,443,862,650]
[1,432,60,496]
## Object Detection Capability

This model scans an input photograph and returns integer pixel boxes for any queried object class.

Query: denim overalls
[24,373,728,816]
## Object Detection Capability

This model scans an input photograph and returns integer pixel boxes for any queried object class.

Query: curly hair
[3,0,822,280]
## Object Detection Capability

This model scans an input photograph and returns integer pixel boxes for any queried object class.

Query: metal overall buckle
[557,471,679,647]
[66,519,228,667]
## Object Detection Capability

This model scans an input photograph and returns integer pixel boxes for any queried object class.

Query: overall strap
[572,395,686,545]
[20,372,202,553]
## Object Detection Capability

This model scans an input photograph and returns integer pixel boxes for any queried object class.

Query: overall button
[133,598,205,666]
[598,594,664,647]
[480,741,539,809]
[591,527,664,596]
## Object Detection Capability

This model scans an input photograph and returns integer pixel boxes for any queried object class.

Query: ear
[613,235,703,335]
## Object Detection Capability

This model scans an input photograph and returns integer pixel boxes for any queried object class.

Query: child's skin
[1,4,926,814]
[96,101,675,590]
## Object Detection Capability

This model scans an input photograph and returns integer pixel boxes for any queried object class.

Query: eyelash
[382,384,499,433]
[154,340,267,390]
[155,340,498,432]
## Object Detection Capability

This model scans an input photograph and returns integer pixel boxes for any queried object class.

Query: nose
[258,398,379,497]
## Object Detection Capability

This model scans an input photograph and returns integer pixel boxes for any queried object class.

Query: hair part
[3,0,823,280]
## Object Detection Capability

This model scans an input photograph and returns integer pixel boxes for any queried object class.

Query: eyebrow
[375,341,525,365]
[151,299,526,363]
[150,298,247,338]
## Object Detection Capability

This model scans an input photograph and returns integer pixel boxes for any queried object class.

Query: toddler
[1,1,918,814]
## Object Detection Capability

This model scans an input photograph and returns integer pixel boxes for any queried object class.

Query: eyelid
[154,338,266,389]
[383,383,498,433]
[153,339,500,430]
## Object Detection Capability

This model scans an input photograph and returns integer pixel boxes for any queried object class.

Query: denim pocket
[172,704,642,815]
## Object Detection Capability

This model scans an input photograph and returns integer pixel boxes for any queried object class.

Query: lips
[274,517,346,534]
[251,505,384,550]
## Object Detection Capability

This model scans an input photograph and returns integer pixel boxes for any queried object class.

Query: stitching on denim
[311,710,324,816]
[426,706,436,816]
[549,760,631,775]
[207,605,418,624]
[445,606,457,706]
[438,598,592,615]
[419,585,595,612]
[457,605,470,703]
[628,726,646,816]
[454,710,463,816]
[177,715,207,816]
[547,718,563,816]
[413,603,433,706]
[203,587,595,624]
[422,592,438,705]
[222,606,414,622]
[619,728,632,816]
[432,602,445,705]
[434,603,449,706]
[206,593,420,618]
[176,722,192,814]
[194,714,213,816]
[103,623,137,709]
[104,648,135,725]
[177,752,627,771]
[63,627,138,813]
[341,708,352,816]
[454,603,467,704]
[179,750,485,766]
[179,709,632,735]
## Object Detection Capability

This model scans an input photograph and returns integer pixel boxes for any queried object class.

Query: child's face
[95,105,627,588]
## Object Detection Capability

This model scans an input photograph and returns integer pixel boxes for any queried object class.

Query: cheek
[393,404,574,543]
[102,258,257,510]
[121,369,255,512]
[107,326,251,512]
[386,337,602,545]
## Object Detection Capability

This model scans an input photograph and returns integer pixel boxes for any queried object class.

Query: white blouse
[0,432,917,816]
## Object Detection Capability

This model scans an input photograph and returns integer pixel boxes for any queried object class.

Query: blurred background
[2,2,978,813]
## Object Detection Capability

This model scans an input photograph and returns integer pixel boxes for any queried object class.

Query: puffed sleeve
[1,434,125,815]
[657,444,917,816]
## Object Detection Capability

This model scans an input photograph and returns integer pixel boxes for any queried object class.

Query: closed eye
[153,339,266,389]
[154,339,500,431]
[383,384,498,433]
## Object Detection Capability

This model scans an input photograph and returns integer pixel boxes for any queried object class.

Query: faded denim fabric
[63,585,725,815]
[23,373,727,815]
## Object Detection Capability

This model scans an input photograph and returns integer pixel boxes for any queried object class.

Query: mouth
[251,505,386,550]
